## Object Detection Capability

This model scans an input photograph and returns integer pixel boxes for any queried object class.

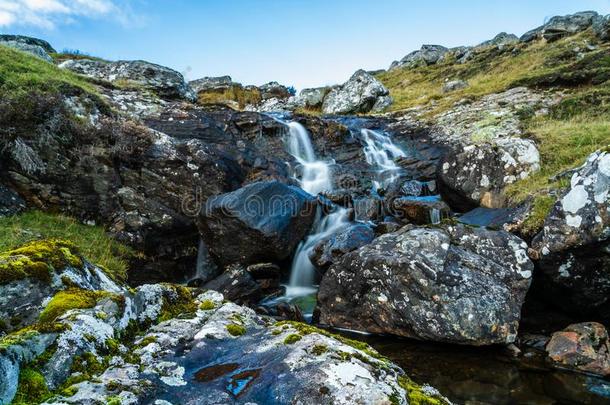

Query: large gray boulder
[390,45,449,70]
[533,150,610,317]
[317,223,533,345]
[0,34,55,62]
[521,11,599,42]
[197,181,317,266]
[294,87,330,109]
[322,70,392,114]
[59,59,196,101]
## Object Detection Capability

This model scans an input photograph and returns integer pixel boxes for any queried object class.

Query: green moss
[60,385,79,397]
[39,288,114,324]
[199,299,216,310]
[135,335,157,348]
[311,344,328,356]
[521,195,556,235]
[0,327,39,352]
[107,396,122,405]
[226,323,246,337]
[158,284,197,322]
[398,375,449,405]
[70,351,108,378]
[283,334,302,345]
[275,321,389,364]
[0,212,135,283]
[12,367,51,405]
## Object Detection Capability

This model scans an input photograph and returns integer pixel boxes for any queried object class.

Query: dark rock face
[59,59,196,101]
[546,322,610,376]
[309,223,375,269]
[317,223,533,345]
[197,181,317,266]
[0,185,25,217]
[533,151,610,318]
[202,264,262,304]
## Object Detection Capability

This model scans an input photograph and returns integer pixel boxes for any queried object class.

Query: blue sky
[2,0,610,89]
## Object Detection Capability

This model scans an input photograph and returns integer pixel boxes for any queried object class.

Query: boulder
[442,80,468,93]
[295,87,330,108]
[309,223,375,268]
[197,181,317,266]
[322,70,392,114]
[390,45,449,70]
[533,151,610,317]
[59,59,196,101]
[317,223,533,345]
[388,196,450,224]
[202,264,262,304]
[477,32,519,49]
[258,81,291,100]
[593,14,610,41]
[439,138,541,210]
[521,11,599,42]
[189,75,234,93]
[0,36,54,62]
[0,185,25,217]
[546,322,610,376]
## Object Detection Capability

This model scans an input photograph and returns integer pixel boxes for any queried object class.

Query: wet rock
[533,151,610,317]
[322,70,392,114]
[59,59,196,101]
[388,196,450,224]
[202,264,262,304]
[0,35,54,62]
[442,80,468,93]
[458,207,523,229]
[0,184,25,217]
[309,223,375,269]
[390,45,449,70]
[317,223,533,345]
[546,322,610,376]
[197,181,317,266]
[521,11,599,42]
[353,196,383,221]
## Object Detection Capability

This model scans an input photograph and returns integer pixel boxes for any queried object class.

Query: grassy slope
[376,31,610,212]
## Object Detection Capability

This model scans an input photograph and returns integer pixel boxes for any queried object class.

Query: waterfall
[282,121,348,293]
[360,128,406,191]
[430,208,441,225]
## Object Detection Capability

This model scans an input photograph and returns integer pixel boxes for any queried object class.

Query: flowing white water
[360,128,406,191]
[430,208,441,225]
[282,121,348,291]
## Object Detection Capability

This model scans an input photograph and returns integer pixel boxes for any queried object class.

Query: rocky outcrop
[59,59,196,101]
[197,181,317,266]
[294,87,330,109]
[442,80,468,93]
[0,35,54,62]
[317,223,533,345]
[189,75,234,93]
[477,32,519,49]
[533,151,610,317]
[546,322,610,376]
[593,14,610,40]
[0,242,449,405]
[390,45,449,70]
[521,11,600,42]
[322,70,392,114]
[258,81,292,100]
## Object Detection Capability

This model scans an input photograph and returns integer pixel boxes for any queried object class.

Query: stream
[259,115,610,405]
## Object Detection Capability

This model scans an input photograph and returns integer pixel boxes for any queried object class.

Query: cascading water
[282,121,348,296]
[360,128,406,191]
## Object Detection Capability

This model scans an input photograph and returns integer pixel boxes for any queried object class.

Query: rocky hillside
[0,9,608,405]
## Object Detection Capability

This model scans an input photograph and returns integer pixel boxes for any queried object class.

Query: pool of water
[362,335,610,405]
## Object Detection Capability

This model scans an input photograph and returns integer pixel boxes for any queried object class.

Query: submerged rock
[533,151,610,318]
[317,223,533,345]
[322,70,392,114]
[197,181,317,266]
[59,59,196,101]
[546,322,610,376]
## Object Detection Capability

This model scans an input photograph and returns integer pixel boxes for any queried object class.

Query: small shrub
[226,323,246,337]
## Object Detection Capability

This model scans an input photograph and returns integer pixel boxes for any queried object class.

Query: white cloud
[0,0,140,29]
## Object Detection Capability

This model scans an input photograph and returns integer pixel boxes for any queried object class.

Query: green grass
[196,84,261,109]
[0,211,134,282]
[0,45,97,98]
[376,31,610,115]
